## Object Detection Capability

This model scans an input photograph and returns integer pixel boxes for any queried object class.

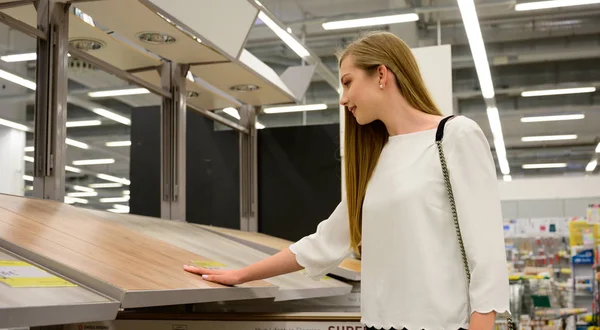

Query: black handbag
[435,115,515,330]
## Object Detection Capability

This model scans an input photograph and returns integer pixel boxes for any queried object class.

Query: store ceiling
[0,0,598,211]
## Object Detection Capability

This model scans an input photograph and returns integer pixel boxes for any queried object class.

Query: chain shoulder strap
[435,116,515,330]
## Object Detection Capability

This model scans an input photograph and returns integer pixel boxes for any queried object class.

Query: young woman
[184,32,510,330]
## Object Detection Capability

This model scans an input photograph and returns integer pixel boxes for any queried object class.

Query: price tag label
[0,260,76,288]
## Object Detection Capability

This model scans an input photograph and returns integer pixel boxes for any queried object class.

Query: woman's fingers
[183,265,222,275]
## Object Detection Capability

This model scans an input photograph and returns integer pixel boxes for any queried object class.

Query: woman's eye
[343,81,350,87]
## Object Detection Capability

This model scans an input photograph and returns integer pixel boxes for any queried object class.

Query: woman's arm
[184,248,302,285]
[470,311,496,330]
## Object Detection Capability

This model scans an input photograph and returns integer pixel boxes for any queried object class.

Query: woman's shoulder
[446,115,485,138]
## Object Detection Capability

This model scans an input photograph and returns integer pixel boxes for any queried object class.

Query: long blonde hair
[338,32,443,255]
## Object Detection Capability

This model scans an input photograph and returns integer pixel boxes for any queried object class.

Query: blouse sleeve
[288,200,353,280]
[445,118,511,316]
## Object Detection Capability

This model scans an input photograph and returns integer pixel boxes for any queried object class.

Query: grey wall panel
[565,198,600,217]
[501,201,519,219]
[515,200,564,218]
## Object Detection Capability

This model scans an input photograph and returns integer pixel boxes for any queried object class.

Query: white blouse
[289,116,510,330]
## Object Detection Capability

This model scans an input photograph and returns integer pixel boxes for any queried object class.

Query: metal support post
[33,0,69,201]
[239,105,258,232]
[160,61,188,221]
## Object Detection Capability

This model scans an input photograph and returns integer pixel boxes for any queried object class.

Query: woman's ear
[377,65,388,87]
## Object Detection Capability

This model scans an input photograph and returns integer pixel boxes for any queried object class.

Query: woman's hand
[184,265,247,286]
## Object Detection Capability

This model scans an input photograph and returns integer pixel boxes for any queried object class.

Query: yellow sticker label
[191,261,227,269]
[0,259,77,288]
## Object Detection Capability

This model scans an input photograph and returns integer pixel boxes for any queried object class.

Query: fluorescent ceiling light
[1,52,37,62]
[108,208,129,214]
[88,88,150,98]
[521,134,577,142]
[264,103,328,114]
[0,69,36,90]
[113,204,130,211]
[223,107,240,120]
[0,118,29,132]
[596,142,600,153]
[106,141,131,147]
[64,197,88,204]
[587,160,598,172]
[89,183,123,188]
[67,191,98,197]
[65,166,81,173]
[23,175,33,182]
[92,108,131,126]
[486,107,510,175]
[457,0,495,99]
[123,190,130,195]
[24,146,34,152]
[186,71,195,82]
[503,175,512,182]
[100,196,130,203]
[258,11,310,58]
[97,173,130,185]
[66,120,102,128]
[515,0,600,11]
[73,158,115,166]
[73,185,95,193]
[24,156,34,163]
[521,87,596,97]
[256,121,266,129]
[322,13,419,30]
[65,138,89,149]
[521,114,585,122]
[522,163,567,169]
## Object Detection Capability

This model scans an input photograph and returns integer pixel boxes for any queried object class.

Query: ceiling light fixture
[520,114,585,122]
[596,142,600,153]
[105,141,131,147]
[137,32,176,44]
[0,69,36,90]
[521,87,596,97]
[24,156,34,163]
[65,138,89,149]
[100,196,130,203]
[108,208,129,214]
[67,191,98,198]
[1,52,37,62]
[88,88,150,98]
[65,166,81,173]
[97,173,130,186]
[64,197,88,204]
[256,121,266,129]
[73,185,95,193]
[457,0,495,99]
[229,84,260,92]
[515,0,600,11]
[24,146,34,152]
[503,175,512,182]
[263,103,328,114]
[522,163,567,169]
[89,183,123,189]
[92,108,131,126]
[66,120,102,128]
[587,160,598,172]
[73,159,115,166]
[223,107,240,120]
[322,13,419,30]
[486,107,510,175]
[23,175,33,182]
[70,38,105,51]
[521,134,578,142]
[0,118,30,132]
[258,12,310,58]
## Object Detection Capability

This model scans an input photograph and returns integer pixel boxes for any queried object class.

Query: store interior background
[0,0,599,326]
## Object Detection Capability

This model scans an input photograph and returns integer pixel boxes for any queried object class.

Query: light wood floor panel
[0,194,277,307]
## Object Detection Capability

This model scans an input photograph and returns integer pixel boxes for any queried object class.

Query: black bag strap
[435,115,455,142]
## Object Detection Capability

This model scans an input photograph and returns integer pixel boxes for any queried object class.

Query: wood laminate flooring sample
[85,210,352,301]
[198,225,362,281]
[0,194,277,308]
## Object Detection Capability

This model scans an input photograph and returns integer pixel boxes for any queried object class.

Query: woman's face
[339,56,383,125]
